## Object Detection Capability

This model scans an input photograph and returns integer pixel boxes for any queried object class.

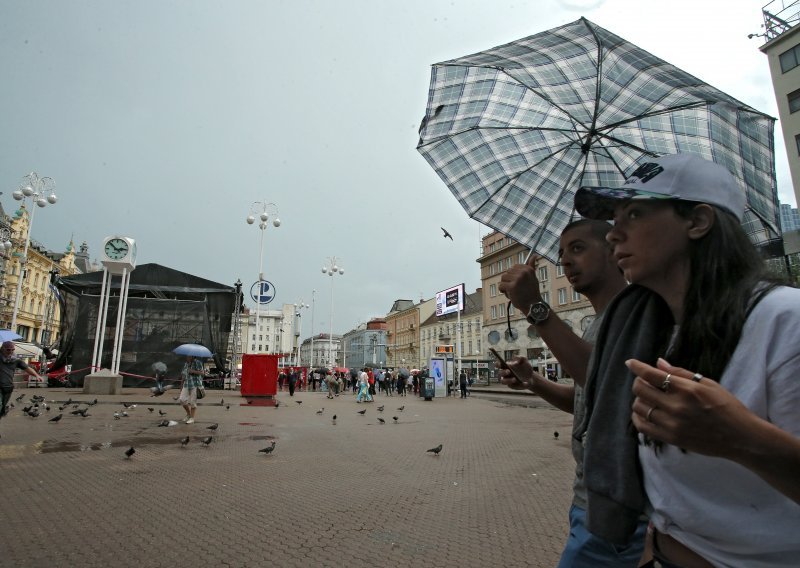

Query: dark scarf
[575,284,673,544]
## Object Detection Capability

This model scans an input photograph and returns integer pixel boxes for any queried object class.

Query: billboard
[435,283,465,316]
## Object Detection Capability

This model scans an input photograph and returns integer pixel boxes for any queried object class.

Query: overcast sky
[0,0,793,338]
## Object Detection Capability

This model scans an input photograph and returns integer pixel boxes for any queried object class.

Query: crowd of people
[498,154,800,567]
[276,367,429,399]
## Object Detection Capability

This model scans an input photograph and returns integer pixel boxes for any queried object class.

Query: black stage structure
[52,263,241,387]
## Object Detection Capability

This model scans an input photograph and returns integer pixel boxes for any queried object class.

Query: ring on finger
[691,373,703,383]
[660,373,672,392]
[646,406,657,423]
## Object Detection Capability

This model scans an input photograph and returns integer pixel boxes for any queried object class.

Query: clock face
[104,238,130,260]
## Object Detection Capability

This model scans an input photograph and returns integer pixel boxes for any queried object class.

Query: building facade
[758,3,800,206]
[298,333,341,369]
[1,205,81,344]
[341,318,388,369]
[384,298,435,370]
[780,202,800,232]
[419,288,485,379]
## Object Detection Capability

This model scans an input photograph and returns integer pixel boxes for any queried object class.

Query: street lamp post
[293,299,310,366]
[321,257,344,368]
[10,172,58,335]
[246,202,279,354]
[309,289,316,367]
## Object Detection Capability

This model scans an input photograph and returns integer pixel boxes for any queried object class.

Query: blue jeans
[557,504,647,568]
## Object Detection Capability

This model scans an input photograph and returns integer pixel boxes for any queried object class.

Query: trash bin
[422,377,435,401]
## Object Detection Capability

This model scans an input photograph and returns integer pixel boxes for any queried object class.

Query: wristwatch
[526,301,551,325]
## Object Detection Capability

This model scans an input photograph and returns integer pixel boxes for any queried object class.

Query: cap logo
[625,162,663,184]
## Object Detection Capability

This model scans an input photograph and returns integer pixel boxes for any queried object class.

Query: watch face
[104,238,129,260]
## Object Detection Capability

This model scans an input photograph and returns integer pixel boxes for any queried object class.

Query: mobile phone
[489,348,523,382]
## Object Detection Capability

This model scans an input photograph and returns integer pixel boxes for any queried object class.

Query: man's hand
[498,356,544,393]
[498,257,542,313]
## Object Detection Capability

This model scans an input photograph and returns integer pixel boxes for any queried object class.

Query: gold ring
[660,373,672,392]
[646,406,656,422]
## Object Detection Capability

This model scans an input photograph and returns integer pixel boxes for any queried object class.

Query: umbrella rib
[596,101,710,133]
[581,18,604,154]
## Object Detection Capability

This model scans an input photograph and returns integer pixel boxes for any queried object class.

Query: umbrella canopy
[0,330,23,343]
[417,17,781,262]
[173,344,212,358]
[398,367,411,378]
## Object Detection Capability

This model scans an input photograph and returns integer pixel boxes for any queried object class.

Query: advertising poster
[435,283,464,316]
[430,358,446,397]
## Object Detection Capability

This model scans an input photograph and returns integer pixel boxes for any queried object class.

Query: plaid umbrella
[417,17,782,262]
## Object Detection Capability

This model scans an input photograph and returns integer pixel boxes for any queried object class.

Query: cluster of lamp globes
[322,265,344,276]
[245,212,281,229]
[5,174,58,259]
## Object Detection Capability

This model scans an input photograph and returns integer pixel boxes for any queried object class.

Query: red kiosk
[241,354,280,401]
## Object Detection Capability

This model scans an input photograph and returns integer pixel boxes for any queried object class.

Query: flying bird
[377,417,385,424]
[377,405,384,412]
[49,414,62,423]
[316,408,324,414]
[180,436,190,447]
[207,423,219,431]
[441,227,453,240]
[357,409,367,415]
[124,447,136,459]
[397,406,405,412]
[553,431,559,439]
[258,441,277,455]
[201,436,213,446]
[393,416,399,423]
[427,444,443,456]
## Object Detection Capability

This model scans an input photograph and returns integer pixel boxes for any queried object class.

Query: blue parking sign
[250,280,276,305]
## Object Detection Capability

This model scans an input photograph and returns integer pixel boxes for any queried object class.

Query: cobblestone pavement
[0,387,574,567]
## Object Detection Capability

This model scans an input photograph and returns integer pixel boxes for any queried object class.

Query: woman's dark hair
[666,202,782,380]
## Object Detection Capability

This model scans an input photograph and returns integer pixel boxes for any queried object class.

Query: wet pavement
[0,386,574,567]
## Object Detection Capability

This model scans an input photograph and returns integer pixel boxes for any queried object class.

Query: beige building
[419,288,485,378]
[758,2,800,207]
[384,297,435,370]
[0,205,82,344]
[478,231,595,379]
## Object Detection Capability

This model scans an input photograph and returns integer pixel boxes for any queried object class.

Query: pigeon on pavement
[180,436,190,447]
[148,408,154,413]
[392,416,399,423]
[49,414,62,423]
[377,405,384,412]
[159,410,167,416]
[397,406,405,412]
[316,408,324,414]
[258,441,276,455]
[427,444,443,456]
[201,436,213,446]
[295,400,303,405]
[207,423,219,431]
[357,409,367,415]
[378,417,385,424]
[124,447,135,459]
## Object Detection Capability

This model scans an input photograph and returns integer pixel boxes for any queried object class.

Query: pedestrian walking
[0,341,41,418]
[288,369,298,396]
[178,355,204,424]
[459,370,468,399]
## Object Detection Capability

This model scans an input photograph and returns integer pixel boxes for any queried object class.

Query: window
[581,315,596,331]
[499,303,506,317]
[251,344,255,351]
[542,291,550,304]
[558,288,567,305]
[489,284,497,297]
[477,339,481,351]
[491,305,497,319]
[495,260,502,273]
[467,321,472,332]
[468,340,473,353]
[557,264,565,277]
[489,243,495,252]
[517,251,526,264]
[572,288,581,302]
[789,88,800,113]
[504,257,512,269]
[796,134,800,156]
[538,266,548,281]
[780,43,800,73]
[489,263,496,276]
[508,304,515,316]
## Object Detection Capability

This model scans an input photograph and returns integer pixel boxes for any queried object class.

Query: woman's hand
[628,357,756,458]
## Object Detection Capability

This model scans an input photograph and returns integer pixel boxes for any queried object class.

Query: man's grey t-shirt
[571,314,604,509]
[0,356,28,390]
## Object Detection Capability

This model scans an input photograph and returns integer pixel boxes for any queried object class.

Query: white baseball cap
[575,154,745,221]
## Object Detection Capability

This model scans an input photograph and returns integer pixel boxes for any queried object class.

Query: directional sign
[250,280,276,305]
